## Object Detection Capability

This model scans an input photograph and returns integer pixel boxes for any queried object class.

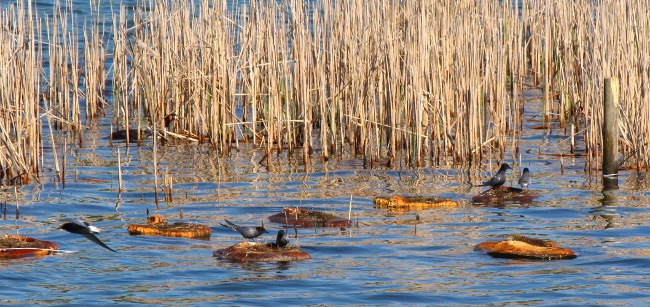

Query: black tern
[60,219,116,252]
[479,163,512,189]
[518,167,530,189]
[276,230,289,248]
[220,220,268,241]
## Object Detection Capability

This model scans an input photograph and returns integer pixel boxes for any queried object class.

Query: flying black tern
[60,219,116,252]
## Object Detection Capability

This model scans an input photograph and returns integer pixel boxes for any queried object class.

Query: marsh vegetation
[1,0,648,185]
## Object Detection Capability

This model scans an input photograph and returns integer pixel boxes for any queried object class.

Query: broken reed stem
[14,187,19,220]
[45,107,61,182]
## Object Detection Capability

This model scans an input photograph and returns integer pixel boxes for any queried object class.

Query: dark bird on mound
[220,220,268,241]
[518,167,530,189]
[276,230,289,248]
[110,129,152,142]
[478,163,512,189]
[60,219,116,252]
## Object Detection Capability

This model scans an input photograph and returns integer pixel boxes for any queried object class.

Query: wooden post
[602,78,619,189]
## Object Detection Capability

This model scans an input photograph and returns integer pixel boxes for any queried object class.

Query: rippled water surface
[3,102,650,306]
[3,0,650,306]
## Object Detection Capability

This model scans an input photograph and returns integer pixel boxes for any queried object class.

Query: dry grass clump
[213,241,312,262]
[0,234,59,258]
[127,214,212,239]
[475,235,577,260]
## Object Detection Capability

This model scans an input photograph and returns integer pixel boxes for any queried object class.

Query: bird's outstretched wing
[81,233,116,252]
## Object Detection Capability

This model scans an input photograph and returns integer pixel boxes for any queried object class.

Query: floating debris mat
[128,215,211,239]
[268,208,351,228]
[0,234,59,258]
[472,186,538,205]
[373,196,458,212]
[213,242,311,262]
[475,235,577,260]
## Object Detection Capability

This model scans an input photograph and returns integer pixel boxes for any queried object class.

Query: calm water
[3,0,650,306]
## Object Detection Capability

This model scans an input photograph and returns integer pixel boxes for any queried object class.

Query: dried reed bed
[0,0,107,184]
[0,1,41,184]
[523,0,650,171]
[123,0,239,148]
[3,0,650,185]
[123,0,520,167]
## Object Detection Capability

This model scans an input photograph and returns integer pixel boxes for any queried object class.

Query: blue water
[2,0,650,306]
[2,102,649,306]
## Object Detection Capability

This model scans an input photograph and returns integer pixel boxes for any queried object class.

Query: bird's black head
[60,222,80,233]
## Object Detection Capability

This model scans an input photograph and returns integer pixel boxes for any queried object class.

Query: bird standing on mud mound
[60,219,116,252]
[220,220,268,241]
[518,168,530,189]
[276,230,289,248]
[478,163,512,189]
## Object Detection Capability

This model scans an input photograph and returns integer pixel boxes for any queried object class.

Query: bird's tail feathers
[221,220,238,230]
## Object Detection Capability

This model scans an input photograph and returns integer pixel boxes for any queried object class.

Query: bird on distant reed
[60,219,116,252]
[477,163,512,189]
[220,220,268,241]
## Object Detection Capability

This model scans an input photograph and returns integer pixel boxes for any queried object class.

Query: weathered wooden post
[602,78,619,189]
